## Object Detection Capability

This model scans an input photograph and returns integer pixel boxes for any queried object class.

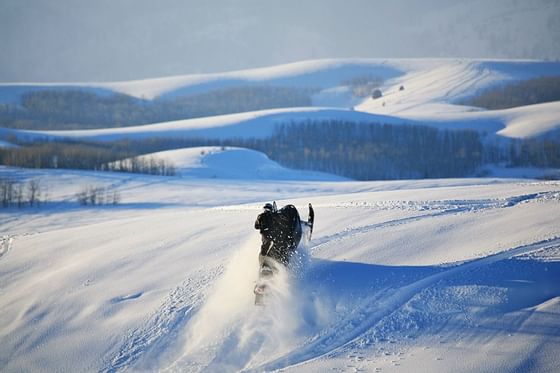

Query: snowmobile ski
[307,203,314,240]
[254,260,275,306]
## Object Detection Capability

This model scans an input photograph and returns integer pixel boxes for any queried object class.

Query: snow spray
[166,226,328,372]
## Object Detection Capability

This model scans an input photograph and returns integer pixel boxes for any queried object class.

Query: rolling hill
[1,58,559,143]
[1,155,559,372]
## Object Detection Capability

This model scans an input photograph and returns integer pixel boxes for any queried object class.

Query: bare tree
[27,179,41,206]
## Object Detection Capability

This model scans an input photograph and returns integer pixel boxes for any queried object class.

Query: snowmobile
[253,202,314,305]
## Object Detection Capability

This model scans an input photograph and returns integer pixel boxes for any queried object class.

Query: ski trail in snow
[252,237,560,372]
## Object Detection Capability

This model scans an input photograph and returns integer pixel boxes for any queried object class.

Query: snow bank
[137,146,347,181]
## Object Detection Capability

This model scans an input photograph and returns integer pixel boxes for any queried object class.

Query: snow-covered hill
[1,165,559,372]
[0,59,405,102]
[134,146,347,181]
[2,58,560,370]
[1,58,559,142]
[1,58,557,102]
[3,100,560,145]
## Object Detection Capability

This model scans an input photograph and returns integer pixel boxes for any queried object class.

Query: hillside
[1,58,559,138]
[1,58,560,180]
[1,165,559,372]
[133,146,347,181]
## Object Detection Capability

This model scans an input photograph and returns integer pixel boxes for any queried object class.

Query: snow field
[1,55,560,373]
[1,143,559,372]
[2,58,560,149]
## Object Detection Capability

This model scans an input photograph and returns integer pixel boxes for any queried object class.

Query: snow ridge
[254,237,560,372]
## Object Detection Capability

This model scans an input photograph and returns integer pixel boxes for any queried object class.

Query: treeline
[464,76,560,109]
[2,120,560,180]
[484,138,560,169]
[76,185,121,206]
[1,178,45,208]
[252,121,560,179]
[246,121,484,179]
[0,141,133,170]
[0,85,313,130]
[0,141,176,176]
[107,156,176,176]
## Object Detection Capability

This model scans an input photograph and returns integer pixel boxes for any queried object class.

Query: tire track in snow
[443,61,491,100]
[252,237,560,372]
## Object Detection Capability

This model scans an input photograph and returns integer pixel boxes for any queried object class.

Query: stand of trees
[492,138,560,168]
[1,178,45,208]
[244,121,484,179]
[463,76,560,109]
[106,156,176,176]
[0,142,133,170]
[0,141,176,176]
[0,85,313,130]
[76,185,121,206]
[2,120,559,180]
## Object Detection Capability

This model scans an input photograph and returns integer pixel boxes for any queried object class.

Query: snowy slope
[135,146,346,181]
[2,100,558,144]
[0,108,402,142]
[1,58,559,142]
[1,164,559,372]
[2,57,560,371]
[0,59,405,102]
[1,59,556,103]
[355,60,560,115]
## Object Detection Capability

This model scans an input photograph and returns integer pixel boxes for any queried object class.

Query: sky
[1,0,559,82]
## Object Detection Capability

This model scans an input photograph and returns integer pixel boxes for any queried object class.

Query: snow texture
[1,57,560,372]
[1,58,560,143]
[1,158,559,372]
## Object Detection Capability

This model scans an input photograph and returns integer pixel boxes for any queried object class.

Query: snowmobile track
[250,237,560,372]
[0,235,15,260]
[100,267,221,373]
[312,192,553,255]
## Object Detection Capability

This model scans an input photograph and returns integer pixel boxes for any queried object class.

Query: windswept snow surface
[3,100,559,145]
[1,164,559,372]
[136,147,347,181]
[2,58,560,142]
[0,107,405,143]
[0,59,405,102]
[1,58,560,373]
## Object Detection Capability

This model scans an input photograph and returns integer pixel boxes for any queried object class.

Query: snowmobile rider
[254,201,313,266]
[253,201,314,304]
[254,202,277,260]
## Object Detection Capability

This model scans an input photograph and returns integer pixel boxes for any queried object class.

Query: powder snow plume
[163,231,325,372]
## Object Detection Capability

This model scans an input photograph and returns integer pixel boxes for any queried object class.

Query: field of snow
[1,145,559,372]
[1,58,559,372]
[1,58,560,147]
[133,147,347,181]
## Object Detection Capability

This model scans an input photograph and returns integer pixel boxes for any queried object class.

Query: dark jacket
[255,205,302,264]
